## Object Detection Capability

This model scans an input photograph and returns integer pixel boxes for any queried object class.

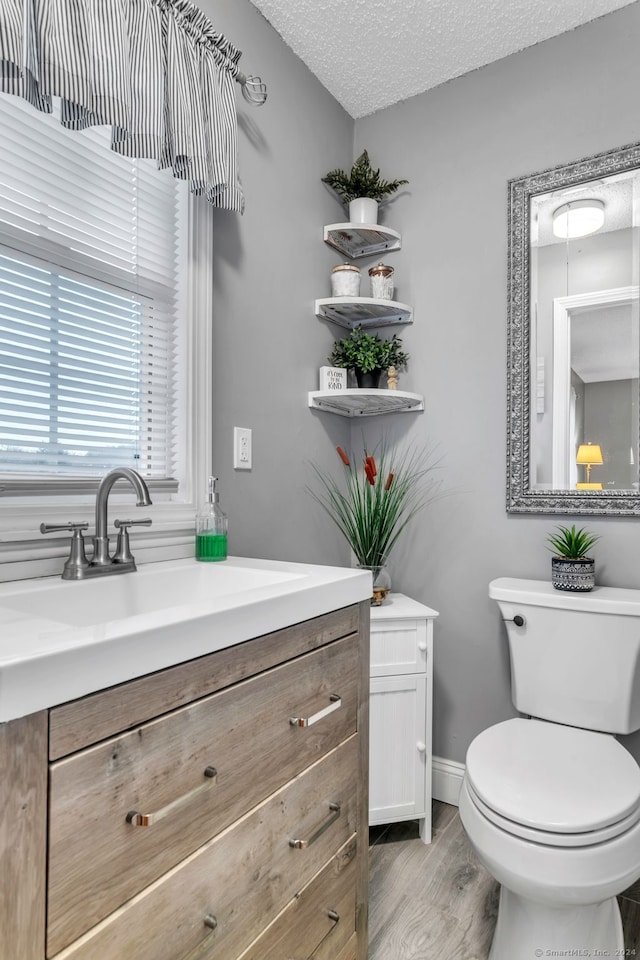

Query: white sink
[2,560,305,627]
[0,556,371,723]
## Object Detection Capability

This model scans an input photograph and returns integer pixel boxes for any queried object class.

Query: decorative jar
[368,262,394,300]
[331,262,360,297]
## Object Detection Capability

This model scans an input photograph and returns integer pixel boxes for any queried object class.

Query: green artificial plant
[322,150,408,205]
[546,524,600,559]
[328,327,409,374]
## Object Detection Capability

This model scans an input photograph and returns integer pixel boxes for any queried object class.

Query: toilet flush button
[504,614,526,627]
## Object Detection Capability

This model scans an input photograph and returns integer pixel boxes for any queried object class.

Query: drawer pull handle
[289,802,341,849]
[418,640,427,652]
[126,766,217,827]
[290,693,341,728]
[327,909,340,923]
[179,914,218,960]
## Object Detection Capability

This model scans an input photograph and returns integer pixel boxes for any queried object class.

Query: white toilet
[459,577,640,960]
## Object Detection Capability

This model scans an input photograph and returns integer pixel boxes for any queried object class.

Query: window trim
[0,198,212,581]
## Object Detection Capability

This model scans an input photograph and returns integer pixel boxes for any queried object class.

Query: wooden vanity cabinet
[1,601,370,960]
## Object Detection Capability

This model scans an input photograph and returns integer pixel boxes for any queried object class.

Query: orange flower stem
[384,472,395,491]
[336,445,350,466]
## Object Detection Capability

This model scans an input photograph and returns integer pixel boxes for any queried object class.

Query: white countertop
[0,556,372,722]
[370,593,439,620]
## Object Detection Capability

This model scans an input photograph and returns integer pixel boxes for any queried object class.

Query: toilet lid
[466,718,640,835]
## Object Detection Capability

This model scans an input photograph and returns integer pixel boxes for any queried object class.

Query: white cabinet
[369,593,438,843]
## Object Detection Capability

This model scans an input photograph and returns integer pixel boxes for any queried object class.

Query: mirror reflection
[530,171,640,493]
[507,142,640,515]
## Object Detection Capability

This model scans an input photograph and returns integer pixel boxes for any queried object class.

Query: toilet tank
[490,577,640,734]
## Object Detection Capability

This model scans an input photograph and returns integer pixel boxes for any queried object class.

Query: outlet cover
[234,426,252,470]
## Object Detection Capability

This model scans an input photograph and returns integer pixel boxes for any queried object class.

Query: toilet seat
[466,718,640,847]
[465,778,640,846]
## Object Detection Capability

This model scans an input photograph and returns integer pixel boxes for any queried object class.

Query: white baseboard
[432,756,465,806]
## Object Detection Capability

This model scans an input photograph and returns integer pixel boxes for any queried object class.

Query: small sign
[319,366,347,391]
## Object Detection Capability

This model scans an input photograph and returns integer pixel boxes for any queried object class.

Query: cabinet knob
[416,741,427,753]
[417,641,427,652]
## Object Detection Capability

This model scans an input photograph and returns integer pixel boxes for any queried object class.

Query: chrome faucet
[41,467,152,579]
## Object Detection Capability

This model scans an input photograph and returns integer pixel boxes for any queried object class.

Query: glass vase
[357,563,391,605]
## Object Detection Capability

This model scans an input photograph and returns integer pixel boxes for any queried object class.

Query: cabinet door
[368,674,427,824]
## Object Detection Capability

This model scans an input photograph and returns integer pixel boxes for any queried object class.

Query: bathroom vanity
[0,557,371,960]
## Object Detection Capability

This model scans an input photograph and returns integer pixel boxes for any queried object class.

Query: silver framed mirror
[507,141,640,515]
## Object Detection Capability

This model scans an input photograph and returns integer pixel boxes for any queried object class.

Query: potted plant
[308,443,441,604]
[322,149,408,225]
[546,524,600,592]
[328,326,409,388]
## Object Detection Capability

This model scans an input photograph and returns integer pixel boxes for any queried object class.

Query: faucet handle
[40,521,89,535]
[112,518,152,564]
[40,522,90,579]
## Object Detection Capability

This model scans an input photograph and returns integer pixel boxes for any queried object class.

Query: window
[0,93,186,485]
[0,94,213,577]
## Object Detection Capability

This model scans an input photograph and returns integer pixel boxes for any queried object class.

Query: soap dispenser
[195,476,228,561]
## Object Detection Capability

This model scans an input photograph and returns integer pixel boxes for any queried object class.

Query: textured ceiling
[248,0,638,118]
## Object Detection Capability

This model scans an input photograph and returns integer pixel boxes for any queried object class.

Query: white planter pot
[349,198,378,225]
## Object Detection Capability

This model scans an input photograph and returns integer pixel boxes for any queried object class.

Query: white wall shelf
[324,223,402,260]
[315,297,413,329]
[308,389,424,418]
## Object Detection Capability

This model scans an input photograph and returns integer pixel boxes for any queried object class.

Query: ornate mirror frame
[507,140,640,516]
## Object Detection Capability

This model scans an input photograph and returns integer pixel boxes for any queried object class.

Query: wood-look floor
[368,802,640,959]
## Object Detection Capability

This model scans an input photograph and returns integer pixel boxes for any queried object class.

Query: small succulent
[322,150,408,205]
[546,524,600,559]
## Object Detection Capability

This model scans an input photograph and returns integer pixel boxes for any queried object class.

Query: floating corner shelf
[314,297,413,329]
[308,389,424,418]
[324,223,402,260]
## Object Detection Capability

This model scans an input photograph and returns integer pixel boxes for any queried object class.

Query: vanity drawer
[47,634,359,955]
[48,605,360,760]
[370,618,429,677]
[49,738,359,960]
[238,836,357,960]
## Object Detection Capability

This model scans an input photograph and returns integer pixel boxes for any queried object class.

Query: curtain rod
[235,71,267,106]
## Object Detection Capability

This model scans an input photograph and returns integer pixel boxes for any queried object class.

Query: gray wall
[207,0,640,764]
[585,378,638,488]
[355,2,640,764]
[202,0,354,566]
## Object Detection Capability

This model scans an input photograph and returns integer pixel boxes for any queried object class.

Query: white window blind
[0,93,186,486]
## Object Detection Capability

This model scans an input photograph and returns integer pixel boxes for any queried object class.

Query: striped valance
[0,0,245,212]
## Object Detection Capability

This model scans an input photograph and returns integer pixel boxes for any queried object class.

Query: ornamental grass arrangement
[308,442,442,600]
